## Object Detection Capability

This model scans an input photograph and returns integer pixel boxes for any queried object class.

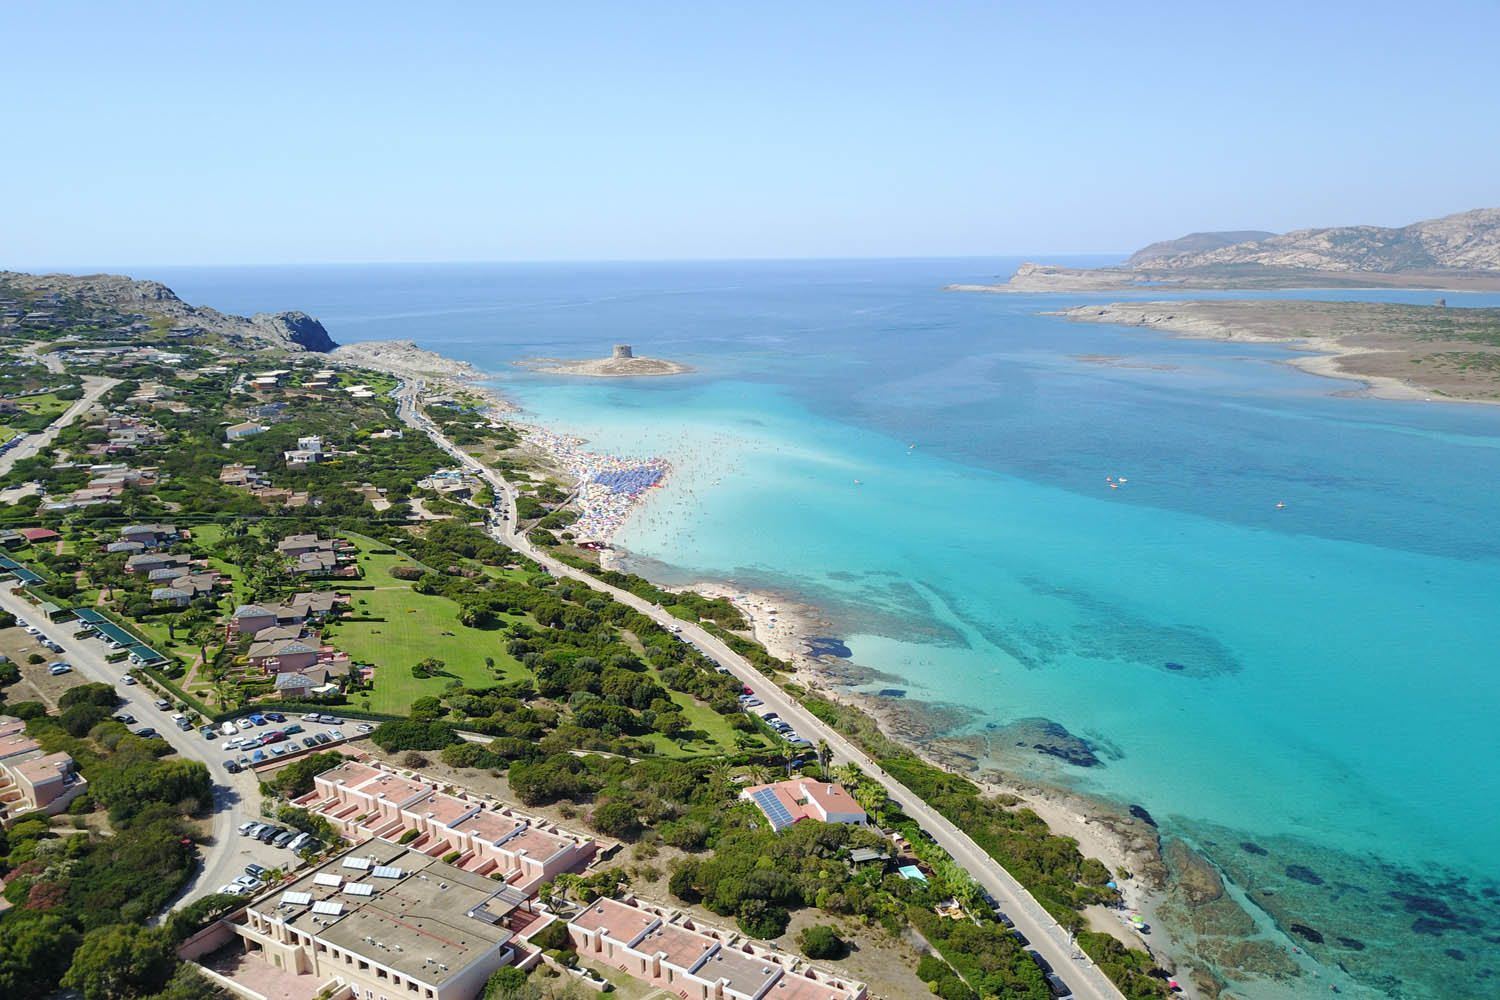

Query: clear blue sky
[8,0,1498,265]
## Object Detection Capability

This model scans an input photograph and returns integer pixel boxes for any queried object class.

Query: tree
[590,801,640,839]
[0,913,81,1000]
[816,738,831,777]
[62,924,175,1000]
[483,966,536,1000]
[146,964,222,1000]
[411,657,445,679]
[796,924,846,960]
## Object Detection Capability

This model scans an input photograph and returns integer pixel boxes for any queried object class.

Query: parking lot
[0,622,84,708]
[206,712,374,773]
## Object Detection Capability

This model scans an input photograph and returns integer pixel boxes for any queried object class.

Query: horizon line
[8,251,1129,272]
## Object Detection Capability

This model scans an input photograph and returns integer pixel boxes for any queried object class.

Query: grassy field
[12,392,71,419]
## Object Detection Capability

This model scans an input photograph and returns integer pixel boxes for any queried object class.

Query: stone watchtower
[613,344,634,359]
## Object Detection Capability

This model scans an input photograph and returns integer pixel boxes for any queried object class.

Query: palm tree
[833,762,862,787]
[816,738,831,778]
[746,763,771,786]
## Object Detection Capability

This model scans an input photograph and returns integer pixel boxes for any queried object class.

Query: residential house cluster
[219,463,310,508]
[85,414,163,456]
[40,462,161,511]
[231,591,351,696]
[0,719,87,824]
[416,468,483,501]
[278,534,358,578]
[566,895,867,1000]
[284,434,328,468]
[112,537,224,607]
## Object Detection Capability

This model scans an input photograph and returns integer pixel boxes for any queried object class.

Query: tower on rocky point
[613,344,633,359]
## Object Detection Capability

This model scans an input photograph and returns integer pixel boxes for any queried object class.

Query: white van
[220,721,238,737]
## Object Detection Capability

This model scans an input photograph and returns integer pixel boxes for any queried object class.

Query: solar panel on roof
[751,788,796,829]
[313,873,343,887]
[342,857,371,870]
[344,882,374,896]
[371,865,403,878]
[311,901,344,915]
[281,891,312,905]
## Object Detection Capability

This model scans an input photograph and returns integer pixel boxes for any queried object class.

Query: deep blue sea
[142,260,1500,999]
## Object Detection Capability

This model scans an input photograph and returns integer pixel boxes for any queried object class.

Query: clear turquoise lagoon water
[154,261,1500,998]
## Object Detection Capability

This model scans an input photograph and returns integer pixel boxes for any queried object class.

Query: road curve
[392,380,1127,1000]
[0,584,256,911]
[0,375,118,477]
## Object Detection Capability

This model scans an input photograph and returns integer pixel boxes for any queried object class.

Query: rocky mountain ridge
[1141,208,1500,273]
[0,270,336,352]
[1126,230,1275,266]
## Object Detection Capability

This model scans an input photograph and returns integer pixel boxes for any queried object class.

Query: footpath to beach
[391,379,1129,1000]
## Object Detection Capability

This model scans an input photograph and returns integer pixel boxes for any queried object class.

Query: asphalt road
[392,381,1127,1000]
[0,375,118,477]
[0,584,263,909]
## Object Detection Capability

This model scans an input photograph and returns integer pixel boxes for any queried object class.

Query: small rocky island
[517,343,691,377]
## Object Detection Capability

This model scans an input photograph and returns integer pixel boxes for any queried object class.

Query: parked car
[1045,973,1073,999]
[237,718,255,732]
[286,832,310,852]
[248,714,266,726]
[1026,949,1053,975]
[283,723,304,735]
[355,722,373,733]
[319,715,343,725]
[1011,929,1029,947]
[272,830,296,848]
[134,727,157,738]
[245,863,268,879]
[121,675,137,685]
[236,755,251,767]
[262,731,286,744]
[251,749,265,763]
[48,663,72,676]
[174,718,192,731]
[237,821,260,836]
[233,874,263,890]
[313,732,331,745]
[113,713,137,725]
[219,883,249,896]
[327,729,344,741]
[301,712,320,722]
[264,712,285,723]
[256,826,283,844]
[224,759,241,773]
[220,721,238,736]
[155,698,172,710]
[301,736,319,749]
[269,745,286,757]
[222,739,240,751]
[200,726,218,739]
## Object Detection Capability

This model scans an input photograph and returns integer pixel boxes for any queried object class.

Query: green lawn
[13,392,70,419]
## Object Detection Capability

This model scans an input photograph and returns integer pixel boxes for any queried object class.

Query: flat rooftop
[501,825,572,861]
[635,921,718,971]
[403,791,477,826]
[697,947,783,998]
[318,760,383,787]
[450,809,525,843]
[347,770,430,802]
[249,842,512,987]
[765,972,863,1000]
[569,897,657,944]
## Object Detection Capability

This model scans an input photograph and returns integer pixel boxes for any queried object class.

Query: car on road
[301,736,319,749]
[245,863,268,879]
[154,698,171,710]
[313,732,331,745]
[121,674,136,685]
[224,759,241,773]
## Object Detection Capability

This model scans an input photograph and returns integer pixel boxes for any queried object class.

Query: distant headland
[948,207,1500,293]
[515,343,691,377]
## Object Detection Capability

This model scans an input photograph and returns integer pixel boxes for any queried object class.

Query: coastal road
[0,584,256,911]
[0,375,117,477]
[391,381,1129,1000]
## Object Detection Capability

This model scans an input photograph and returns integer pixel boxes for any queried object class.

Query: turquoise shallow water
[152,261,1500,998]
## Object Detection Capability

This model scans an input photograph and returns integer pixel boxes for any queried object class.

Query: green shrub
[796,924,846,959]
